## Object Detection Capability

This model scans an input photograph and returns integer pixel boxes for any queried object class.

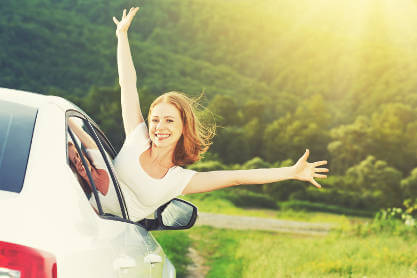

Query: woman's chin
[152,138,174,148]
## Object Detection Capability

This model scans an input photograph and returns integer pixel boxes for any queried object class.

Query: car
[0,87,198,278]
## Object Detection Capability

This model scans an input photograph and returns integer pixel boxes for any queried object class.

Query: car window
[0,100,37,193]
[67,116,124,218]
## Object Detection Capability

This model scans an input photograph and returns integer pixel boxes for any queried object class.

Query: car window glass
[0,100,37,193]
[67,116,123,218]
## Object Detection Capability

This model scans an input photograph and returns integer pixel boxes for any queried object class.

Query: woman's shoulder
[168,165,197,179]
[126,122,149,141]
[120,123,150,150]
[114,122,150,165]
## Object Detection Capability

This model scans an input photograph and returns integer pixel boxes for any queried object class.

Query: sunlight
[271,0,417,100]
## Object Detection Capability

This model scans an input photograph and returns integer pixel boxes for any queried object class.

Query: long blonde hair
[148,91,215,166]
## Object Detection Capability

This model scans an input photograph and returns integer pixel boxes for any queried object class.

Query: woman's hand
[113,7,140,37]
[291,149,328,188]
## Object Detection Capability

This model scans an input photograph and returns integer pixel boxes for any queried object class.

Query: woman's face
[68,143,92,179]
[149,102,184,148]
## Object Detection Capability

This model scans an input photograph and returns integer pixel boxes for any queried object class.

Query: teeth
[156,134,170,138]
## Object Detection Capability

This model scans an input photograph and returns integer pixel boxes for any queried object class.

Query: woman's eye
[152,119,158,123]
[167,119,174,123]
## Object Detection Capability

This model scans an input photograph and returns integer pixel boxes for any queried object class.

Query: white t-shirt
[85,149,121,216]
[113,122,197,221]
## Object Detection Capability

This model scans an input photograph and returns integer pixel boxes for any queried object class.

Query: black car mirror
[138,199,198,231]
[159,198,198,229]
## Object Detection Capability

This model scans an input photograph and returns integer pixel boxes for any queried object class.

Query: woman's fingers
[313,173,327,179]
[310,179,322,188]
[129,7,140,19]
[123,9,127,19]
[314,168,329,173]
[301,149,310,161]
[112,16,119,25]
[313,160,328,167]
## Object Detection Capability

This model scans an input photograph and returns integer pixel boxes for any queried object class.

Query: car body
[0,88,196,278]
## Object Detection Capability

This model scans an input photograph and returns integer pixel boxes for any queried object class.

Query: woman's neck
[149,144,175,168]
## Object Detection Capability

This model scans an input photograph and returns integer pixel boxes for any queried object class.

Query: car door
[67,113,152,277]
[87,119,168,278]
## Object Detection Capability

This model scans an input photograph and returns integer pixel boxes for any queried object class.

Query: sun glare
[271,0,417,99]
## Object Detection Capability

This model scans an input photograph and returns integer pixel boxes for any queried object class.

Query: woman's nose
[156,121,165,129]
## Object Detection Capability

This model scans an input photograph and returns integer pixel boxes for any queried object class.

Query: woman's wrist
[287,166,297,180]
[116,30,128,38]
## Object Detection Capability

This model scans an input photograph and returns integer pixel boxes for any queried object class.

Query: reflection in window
[67,116,123,217]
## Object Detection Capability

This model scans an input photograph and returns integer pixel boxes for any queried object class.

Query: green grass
[181,191,372,226]
[184,226,417,278]
[155,194,416,277]
[152,230,192,278]
[157,192,413,277]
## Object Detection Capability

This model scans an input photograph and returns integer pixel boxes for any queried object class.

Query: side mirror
[138,199,198,231]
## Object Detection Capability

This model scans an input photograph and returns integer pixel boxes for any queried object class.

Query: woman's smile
[149,102,183,147]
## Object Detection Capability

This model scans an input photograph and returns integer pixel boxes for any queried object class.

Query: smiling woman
[111,7,329,221]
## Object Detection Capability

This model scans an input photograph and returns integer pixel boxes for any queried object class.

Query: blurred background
[2,0,417,276]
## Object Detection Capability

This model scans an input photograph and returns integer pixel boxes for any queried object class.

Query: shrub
[279,200,375,217]
[225,189,278,209]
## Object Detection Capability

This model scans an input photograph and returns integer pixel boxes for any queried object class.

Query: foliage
[401,168,417,203]
[345,156,403,208]
[186,226,417,278]
[152,230,192,278]
[279,200,375,217]
[3,0,417,211]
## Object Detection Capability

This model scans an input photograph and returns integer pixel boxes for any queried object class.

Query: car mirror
[158,198,198,229]
[137,199,198,231]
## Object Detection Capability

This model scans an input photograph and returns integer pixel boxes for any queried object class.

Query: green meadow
[154,198,417,278]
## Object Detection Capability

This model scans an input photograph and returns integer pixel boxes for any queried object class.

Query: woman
[111,7,329,220]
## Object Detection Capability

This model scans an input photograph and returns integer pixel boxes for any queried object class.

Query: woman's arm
[113,7,144,136]
[183,149,328,194]
[68,118,97,149]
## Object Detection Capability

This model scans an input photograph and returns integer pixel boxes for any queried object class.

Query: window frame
[66,110,129,221]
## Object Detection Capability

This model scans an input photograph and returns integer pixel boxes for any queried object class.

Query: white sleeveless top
[113,122,196,221]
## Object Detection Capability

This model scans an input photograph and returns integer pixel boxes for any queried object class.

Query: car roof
[0,87,86,113]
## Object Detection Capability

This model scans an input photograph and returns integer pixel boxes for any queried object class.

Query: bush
[279,200,375,217]
[187,160,227,171]
[343,206,417,238]
[225,189,278,209]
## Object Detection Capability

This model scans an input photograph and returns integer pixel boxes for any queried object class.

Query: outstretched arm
[183,149,328,194]
[113,7,144,136]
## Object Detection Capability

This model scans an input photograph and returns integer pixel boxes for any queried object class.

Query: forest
[1,0,417,213]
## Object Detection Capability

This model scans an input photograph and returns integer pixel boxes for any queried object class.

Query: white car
[0,88,197,278]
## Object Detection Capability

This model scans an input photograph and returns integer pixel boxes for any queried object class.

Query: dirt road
[186,212,335,277]
[195,212,334,235]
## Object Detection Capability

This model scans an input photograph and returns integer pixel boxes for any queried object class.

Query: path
[185,212,335,277]
[195,212,334,235]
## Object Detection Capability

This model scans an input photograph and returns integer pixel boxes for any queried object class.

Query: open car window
[66,116,125,218]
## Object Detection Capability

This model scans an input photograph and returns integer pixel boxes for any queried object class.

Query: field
[153,193,417,278]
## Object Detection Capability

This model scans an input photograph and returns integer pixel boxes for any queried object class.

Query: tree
[208,95,241,126]
[345,156,403,208]
[211,126,250,164]
[328,116,373,174]
[401,167,417,201]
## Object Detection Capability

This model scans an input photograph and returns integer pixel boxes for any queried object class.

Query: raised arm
[113,7,144,136]
[68,118,97,149]
[183,149,329,194]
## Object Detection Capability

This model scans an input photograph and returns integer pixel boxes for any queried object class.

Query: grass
[181,191,372,226]
[151,230,192,278]
[183,226,417,278]
[155,192,413,277]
